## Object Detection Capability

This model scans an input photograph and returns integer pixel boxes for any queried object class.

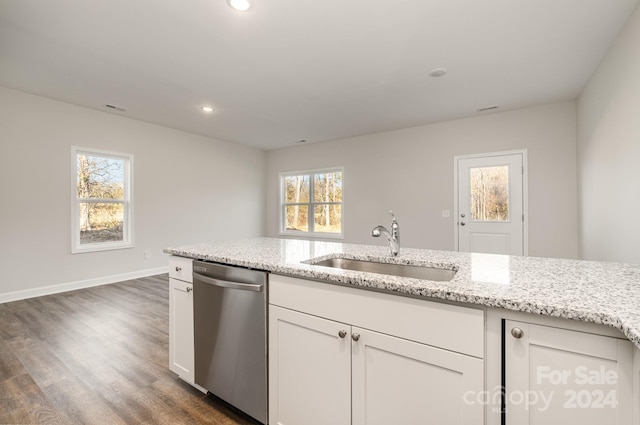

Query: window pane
[470,166,509,221]
[314,171,343,203]
[77,154,125,200]
[314,204,342,233]
[79,202,124,244]
[284,175,310,204]
[284,205,309,232]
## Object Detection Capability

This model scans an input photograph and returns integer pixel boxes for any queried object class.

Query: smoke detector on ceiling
[428,68,447,78]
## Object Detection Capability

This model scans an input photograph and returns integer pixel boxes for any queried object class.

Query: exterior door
[456,151,525,255]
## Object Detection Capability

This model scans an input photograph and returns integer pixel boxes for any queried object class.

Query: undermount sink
[310,257,457,281]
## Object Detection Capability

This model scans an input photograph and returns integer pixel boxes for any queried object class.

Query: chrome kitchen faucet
[371,210,400,256]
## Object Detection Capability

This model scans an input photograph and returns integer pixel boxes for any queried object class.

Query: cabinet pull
[175,266,182,272]
[511,327,524,339]
[352,333,360,342]
[186,287,193,293]
[338,330,347,339]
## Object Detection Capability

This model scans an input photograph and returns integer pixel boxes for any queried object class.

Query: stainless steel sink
[310,258,457,281]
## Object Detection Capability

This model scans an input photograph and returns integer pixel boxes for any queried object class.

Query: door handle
[193,272,264,292]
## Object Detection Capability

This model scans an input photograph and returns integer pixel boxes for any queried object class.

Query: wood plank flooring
[0,275,261,425]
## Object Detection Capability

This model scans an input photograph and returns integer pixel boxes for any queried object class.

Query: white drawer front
[169,256,193,282]
[270,274,485,358]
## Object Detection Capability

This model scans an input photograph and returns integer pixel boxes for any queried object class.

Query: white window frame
[71,146,134,253]
[279,167,344,239]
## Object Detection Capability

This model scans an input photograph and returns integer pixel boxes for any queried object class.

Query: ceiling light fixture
[428,67,447,78]
[201,106,214,113]
[227,0,251,11]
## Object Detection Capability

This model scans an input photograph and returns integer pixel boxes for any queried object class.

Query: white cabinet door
[505,320,633,424]
[169,277,195,383]
[352,327,484,425]
[269,305,351,425]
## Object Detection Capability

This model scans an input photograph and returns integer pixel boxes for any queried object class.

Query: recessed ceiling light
[227,0,251,11]
[428,67,447,78]
[201,106,214,113]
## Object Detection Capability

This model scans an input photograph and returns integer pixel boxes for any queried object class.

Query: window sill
[72,242,134,254]
[279,231,344,240]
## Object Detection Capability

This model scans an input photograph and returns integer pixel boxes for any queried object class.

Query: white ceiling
[1,0,638,150]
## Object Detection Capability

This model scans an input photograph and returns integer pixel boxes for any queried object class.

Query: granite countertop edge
[164,237,640,350]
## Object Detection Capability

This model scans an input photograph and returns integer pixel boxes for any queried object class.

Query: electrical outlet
[441,210,450,218]
[144,250,152,260]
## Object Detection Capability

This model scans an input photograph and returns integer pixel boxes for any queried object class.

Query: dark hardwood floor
[0,274,261,425]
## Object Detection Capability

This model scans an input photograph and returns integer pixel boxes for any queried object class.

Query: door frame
[453,149,529,256]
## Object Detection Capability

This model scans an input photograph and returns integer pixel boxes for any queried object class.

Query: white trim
[453,149,529,256]
[71,146,134,253]
[0,266,168,304]
[278,166,345,239]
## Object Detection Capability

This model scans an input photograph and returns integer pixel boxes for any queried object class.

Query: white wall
[0,87,266,299]
[266,102,578,259]
[577,4,640,264]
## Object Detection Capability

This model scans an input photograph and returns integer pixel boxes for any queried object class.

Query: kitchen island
[164,237,640,348]
[164,237,640,425]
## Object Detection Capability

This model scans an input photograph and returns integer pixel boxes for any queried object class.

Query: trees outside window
[71,147,133,253]
[281,168,343,238]
[470,166,509,222]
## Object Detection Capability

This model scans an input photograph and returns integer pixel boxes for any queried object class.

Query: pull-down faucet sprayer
[371,210,400,256]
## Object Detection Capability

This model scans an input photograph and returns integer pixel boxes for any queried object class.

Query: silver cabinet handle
[186,286,193,293]
[352,333,360,342]
[175,266,182,272]
[338,330,347,339]
[511,327,524,339]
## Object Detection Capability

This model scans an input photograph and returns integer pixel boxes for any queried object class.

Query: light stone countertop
[164,237,640,349]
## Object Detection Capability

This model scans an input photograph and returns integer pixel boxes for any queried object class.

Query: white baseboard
[0,266,169,304]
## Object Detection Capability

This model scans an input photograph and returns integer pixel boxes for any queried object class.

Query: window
[71,147,133,253]
[469,165,509,222]
[280,168,343,238]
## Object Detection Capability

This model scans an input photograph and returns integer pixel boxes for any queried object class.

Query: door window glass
[470,166,509,221]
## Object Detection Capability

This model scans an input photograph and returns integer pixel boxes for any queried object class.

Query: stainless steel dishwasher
[192,261,268,424]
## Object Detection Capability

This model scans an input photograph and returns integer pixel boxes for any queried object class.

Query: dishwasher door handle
[193,272,264,292]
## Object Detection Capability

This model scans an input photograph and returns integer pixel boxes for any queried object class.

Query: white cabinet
[352,327,483,425]
[169,277,194,380]
[635,347,640,425]
[168,256,205,392]
[269,306,351,425]
[505,319,634,424]
[268,274,485,425]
